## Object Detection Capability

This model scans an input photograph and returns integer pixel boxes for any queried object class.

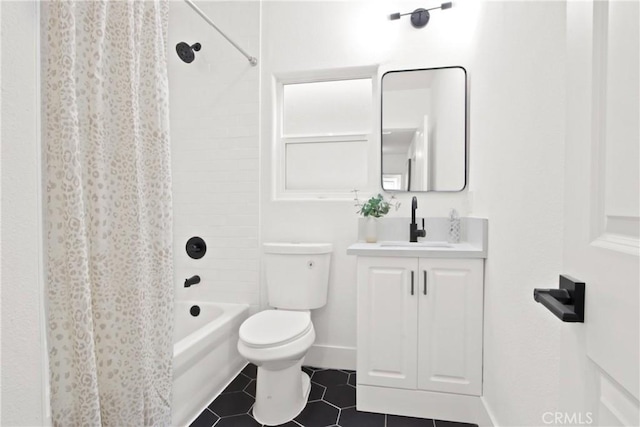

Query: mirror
[381,67,466,192]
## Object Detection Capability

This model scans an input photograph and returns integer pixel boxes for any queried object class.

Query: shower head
[176,42,201,63]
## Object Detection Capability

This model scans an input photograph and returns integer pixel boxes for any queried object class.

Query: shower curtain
[43,1,174,425]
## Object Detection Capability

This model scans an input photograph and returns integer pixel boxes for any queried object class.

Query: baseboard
[480,396,499,427]
[304,344,356,370]
[358,385,494,426]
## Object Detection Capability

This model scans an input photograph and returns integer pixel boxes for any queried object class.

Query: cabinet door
[357,257,418,389]
[417,258,484,395]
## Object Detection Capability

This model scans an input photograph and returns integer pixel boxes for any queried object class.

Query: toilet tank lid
[263,242,333,254]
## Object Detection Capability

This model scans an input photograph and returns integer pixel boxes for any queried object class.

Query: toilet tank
[263,243,332,310]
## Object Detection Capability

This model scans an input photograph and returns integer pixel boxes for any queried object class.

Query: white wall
[469,3,566,425]
[260,0,476,369]
[261,1,566,424]
[0,1,48,425]
[168,1,261,311]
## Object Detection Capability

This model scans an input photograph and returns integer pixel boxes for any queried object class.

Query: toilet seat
[239,310,312,348]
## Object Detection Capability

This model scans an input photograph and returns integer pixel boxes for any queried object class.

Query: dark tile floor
[189,365,478,427]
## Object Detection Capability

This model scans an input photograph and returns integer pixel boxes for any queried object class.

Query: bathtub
[172,301,250,426]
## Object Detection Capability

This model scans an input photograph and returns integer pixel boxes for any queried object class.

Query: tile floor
[189,365,479,427]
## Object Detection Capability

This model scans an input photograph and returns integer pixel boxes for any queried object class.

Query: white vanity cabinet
[356,256,484,397]
[348,218,490,423]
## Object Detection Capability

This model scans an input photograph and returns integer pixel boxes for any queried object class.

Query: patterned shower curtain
[43,1,174,425]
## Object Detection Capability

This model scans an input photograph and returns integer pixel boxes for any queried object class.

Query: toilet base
[252,360,311,426]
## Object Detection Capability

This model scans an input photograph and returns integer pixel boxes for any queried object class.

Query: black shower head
[176,42,201,63]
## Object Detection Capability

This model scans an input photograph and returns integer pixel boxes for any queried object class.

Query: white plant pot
[365,216,378,243]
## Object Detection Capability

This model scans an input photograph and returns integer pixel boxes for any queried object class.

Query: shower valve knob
[186,236,206,259]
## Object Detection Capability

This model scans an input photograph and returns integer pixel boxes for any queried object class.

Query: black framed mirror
[381,66,467,192]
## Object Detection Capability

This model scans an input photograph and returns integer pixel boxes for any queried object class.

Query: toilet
[237,242,332,426]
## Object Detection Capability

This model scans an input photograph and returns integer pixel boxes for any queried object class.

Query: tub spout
[184,275,201,288]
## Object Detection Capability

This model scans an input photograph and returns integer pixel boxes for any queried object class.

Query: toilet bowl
[238,310,316,425]
[237,242,332,426]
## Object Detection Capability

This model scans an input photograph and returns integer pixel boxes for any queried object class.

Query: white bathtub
[172,301,249,426]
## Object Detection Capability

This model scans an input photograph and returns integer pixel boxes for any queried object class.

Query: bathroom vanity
[347,217,491,425]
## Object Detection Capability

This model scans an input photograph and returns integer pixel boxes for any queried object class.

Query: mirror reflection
[381,67,466,192]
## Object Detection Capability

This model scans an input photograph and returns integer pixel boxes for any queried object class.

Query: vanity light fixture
[389,2,452,29]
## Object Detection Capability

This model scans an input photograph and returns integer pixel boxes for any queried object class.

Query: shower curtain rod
[183,0,258,66]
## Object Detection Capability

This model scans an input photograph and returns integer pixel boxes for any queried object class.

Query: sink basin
[379,241,453,248]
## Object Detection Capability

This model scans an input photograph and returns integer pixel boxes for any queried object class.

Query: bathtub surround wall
[42,2,175,424]
[260,1,565,424]
[168,1,261,312]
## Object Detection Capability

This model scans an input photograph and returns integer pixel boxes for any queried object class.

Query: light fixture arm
[411,5,446,15]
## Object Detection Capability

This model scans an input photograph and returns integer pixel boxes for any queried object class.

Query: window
[275,73,375,199]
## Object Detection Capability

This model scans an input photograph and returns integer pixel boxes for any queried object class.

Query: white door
[357,257,418,389]
[561,1,639,424]
[417,259,484,396]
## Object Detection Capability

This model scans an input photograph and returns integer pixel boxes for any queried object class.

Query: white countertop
[347,241,487,259]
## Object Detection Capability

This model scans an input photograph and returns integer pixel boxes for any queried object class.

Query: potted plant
[353,190,400,243]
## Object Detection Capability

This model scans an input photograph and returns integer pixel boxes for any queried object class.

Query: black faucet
[410,196,426,242]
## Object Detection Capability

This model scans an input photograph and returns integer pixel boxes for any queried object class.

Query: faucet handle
[418,218,427,238]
